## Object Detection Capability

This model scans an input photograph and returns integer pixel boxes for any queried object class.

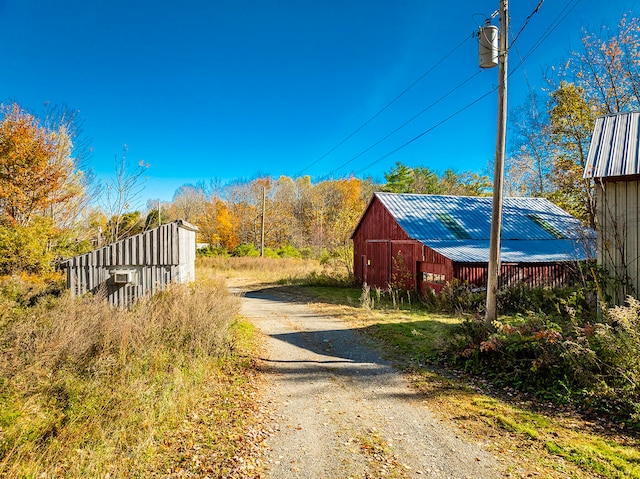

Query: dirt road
[238,286,500,479]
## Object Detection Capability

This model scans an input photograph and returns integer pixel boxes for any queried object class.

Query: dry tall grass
[197,256,324,286]
[0,277,254,477]
[196,256,351,288]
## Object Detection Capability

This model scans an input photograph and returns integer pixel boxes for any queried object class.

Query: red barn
[351,193,596,294]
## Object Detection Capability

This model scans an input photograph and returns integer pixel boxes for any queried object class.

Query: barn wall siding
[597,179,640,303]
[63,221,197,308]
[455,263,577,289]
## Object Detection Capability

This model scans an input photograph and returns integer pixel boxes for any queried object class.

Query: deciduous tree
[0,103,78,226]
[548,81,599,227]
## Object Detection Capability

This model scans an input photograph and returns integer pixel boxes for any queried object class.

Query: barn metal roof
[584,111,640,179]
[374,193,596,263]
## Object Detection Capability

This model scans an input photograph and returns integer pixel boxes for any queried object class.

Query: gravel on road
[237,287,501,479]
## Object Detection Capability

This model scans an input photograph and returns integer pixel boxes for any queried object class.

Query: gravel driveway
[238,286,500,479]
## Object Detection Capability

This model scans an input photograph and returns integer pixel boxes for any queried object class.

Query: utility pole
[485,0,508,324]
[260,186,266,257]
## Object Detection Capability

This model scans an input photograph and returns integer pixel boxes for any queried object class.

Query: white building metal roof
[584,111,640,179]
[374,193,596,263]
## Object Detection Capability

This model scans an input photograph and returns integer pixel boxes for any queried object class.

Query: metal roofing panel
[584,111,640,179]
[373,193,596,264]
[375,193,594,241]
[423,239,596,263]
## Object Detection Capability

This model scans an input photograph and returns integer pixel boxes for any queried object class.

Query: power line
[509,0,582,75]
[325,69,484,178]
[309,0,582,181]
[509,0,545,48]
[352,87,497,176]
[295,33,474,177]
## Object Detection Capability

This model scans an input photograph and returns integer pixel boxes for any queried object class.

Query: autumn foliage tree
[547,82,599,227]
[0,103,89,273]
[0,104,76,226]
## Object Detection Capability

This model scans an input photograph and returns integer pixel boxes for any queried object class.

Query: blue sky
[1,0,637,202]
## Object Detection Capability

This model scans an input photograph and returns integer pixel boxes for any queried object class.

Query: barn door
[365,241,390,289]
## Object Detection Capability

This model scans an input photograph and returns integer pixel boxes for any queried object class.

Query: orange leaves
[216,202,240,250]
[0,103,77,226]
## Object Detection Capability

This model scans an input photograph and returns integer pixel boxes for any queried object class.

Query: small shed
[584,110,640,303]
[61,220,198,307]
[351,193,595,293]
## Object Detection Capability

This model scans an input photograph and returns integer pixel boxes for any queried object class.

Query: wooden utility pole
[260,186,266,257]
[485,0,508,324]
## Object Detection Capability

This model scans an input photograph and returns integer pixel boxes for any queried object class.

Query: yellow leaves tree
[196,198,239,250]
[215,200,239,250]
[0,103,76,226]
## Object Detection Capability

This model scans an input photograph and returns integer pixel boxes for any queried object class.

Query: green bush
[497,284,596,321]
[0,218,56,275]
[299,270,354,287]
[420,279,485,314]
[232,243,260,257]
[276,244,302,258]
[262,247,279,258]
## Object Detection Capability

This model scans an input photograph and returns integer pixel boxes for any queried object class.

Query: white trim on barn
[60,220,198,307]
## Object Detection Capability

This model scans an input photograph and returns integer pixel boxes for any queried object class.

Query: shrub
[497,284,596,321]
[232,243,260,257]
[300,270,354,287]
[263,247,279,258]
[196,245,230,257]
[420,279,485,314]
[276,244,302,258]
[444,293,640,425]
[0,218,57,275]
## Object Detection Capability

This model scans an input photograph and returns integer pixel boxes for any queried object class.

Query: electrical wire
[295,33,474,177]
[509,0,545,48]
[325,69,484,178]
[509,0,583,75]
[308,0,582,181]
[352,87,497,176]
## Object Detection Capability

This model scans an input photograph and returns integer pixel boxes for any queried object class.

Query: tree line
[114,165,488,259]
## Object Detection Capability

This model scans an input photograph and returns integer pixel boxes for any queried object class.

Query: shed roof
[584,111,640,179]
[357,193,595,263]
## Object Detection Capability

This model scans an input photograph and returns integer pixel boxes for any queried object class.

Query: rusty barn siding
[63,220,197,308]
